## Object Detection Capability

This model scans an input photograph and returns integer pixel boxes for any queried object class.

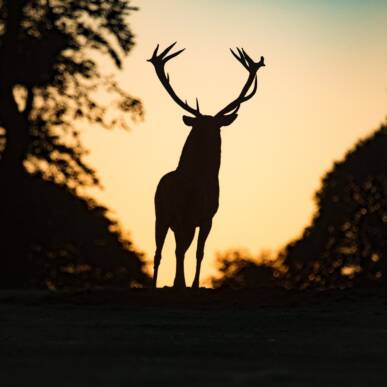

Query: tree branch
[23,86,34,119]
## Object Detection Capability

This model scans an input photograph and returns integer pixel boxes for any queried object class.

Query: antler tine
[147,42,185,65]
[148,44,160,62]
[230,48,239,61]
[196,97,200,114]
[163,48,186,63]
[236,47,244,59]
[241,48,255,68]
[230,48,248,70]
[236,48,249,69]
[257,55,265,68]
[159,41,178,57]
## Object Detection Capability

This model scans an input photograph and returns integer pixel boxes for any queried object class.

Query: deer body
[149,43,265,288]
[158,121,221,230]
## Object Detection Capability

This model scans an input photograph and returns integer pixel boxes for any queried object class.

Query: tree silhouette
[0,0,142,187]
[1,175,150,289]
[282,122,387,289]
[0,0,149,288]
[211,250,281,289]
[211,122,386,290]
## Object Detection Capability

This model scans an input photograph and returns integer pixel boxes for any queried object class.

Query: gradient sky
[82,0,387,287]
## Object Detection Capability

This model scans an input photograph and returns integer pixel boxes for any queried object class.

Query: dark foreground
[1,287,387,387]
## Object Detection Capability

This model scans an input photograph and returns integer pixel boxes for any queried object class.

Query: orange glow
[82,1,387,287]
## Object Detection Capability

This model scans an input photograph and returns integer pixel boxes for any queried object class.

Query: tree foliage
[0,174,150,289]
[0,0,149,288]
[282,122,387,288]
[0,0,143,188]
[212,122,386,290]
[211,250,282,289]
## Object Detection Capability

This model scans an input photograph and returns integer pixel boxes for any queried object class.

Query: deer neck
[176,128,221,179]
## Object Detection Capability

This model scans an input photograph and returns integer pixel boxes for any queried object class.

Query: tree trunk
[0,0,33,287]
[0,0,30,178]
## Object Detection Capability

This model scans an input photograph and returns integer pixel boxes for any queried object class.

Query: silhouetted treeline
[1,175,150,289]
[213,121,387,290]
[0,0,142,186]
[0,1,149,288]
[211,250,281,289]
[283,122,387,289]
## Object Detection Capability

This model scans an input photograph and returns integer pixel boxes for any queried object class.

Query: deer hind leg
[173,226,196,289]
[153,218,168,288]
[192,220,212,289]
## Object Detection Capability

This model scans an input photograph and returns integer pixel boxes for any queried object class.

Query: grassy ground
[1,288,387,386]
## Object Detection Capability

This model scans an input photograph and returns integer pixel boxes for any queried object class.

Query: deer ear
[182,115,195,126]
[218,113,238,127]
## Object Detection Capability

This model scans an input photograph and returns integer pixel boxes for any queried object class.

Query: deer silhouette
[148,43,265,288]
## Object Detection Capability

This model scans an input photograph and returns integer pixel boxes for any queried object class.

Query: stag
[148,43,265,288]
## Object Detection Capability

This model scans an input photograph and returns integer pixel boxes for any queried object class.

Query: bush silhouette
[211,250,281,289]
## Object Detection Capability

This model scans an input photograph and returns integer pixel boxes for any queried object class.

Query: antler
[216,48,265,117]
[148,42,200,116]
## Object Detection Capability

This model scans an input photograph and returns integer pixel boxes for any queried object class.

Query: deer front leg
[153,219,168,288]
[192,220,212,289]
[173,226,195,289]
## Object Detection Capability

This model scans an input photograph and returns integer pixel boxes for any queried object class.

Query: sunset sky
[82,0,387,287]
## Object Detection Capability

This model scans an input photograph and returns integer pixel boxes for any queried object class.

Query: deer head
[148,42,265,132]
